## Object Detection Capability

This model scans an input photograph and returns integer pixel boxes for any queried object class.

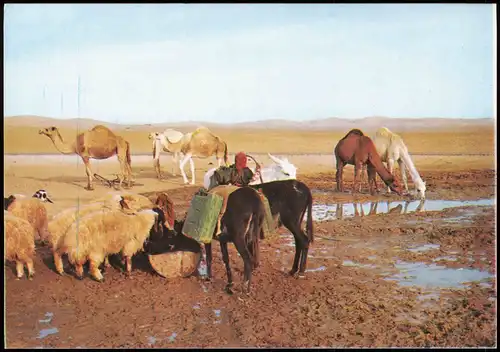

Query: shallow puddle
[37,327,59,339]
[305,265,326,272]
[407,244,440,253]
[342,260,377,269]
[312,198,494,221]
[385,260,494,288]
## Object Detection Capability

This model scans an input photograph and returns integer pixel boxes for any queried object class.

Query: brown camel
[334,129,403,195]
[39,125,133,190]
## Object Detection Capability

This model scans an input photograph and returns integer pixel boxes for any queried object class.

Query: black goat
[250,179,314,277]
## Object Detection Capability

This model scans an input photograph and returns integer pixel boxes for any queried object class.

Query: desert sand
[3,115,496,348]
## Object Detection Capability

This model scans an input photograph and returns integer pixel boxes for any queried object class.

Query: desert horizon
[3,115,495,155]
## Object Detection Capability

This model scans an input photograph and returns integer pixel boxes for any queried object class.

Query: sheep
[57,200,162,282]
[4,195,50,244]
[4,211,36,280]
[47,192,155,276]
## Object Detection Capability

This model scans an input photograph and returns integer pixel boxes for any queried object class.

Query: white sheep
[48,192,156,276]
[4,211,36,280]
[4,195,50,244]
[58,205,161,281]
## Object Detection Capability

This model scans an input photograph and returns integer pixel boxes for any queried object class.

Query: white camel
[152,127,228,185]
[367,127,426,199]
[202,153,297,190]
[148,129,186,179]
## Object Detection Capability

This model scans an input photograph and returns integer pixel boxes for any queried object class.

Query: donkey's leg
[219,241,236,294]
[189,157,196,184]
[398,159,409,193]
[232,235,254,294]
[179,153,192,184]
[283,219,309,277]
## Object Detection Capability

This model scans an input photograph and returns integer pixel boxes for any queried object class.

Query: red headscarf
[235,152,247,175]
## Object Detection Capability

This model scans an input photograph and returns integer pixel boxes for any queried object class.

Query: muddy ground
[3,157,497,348]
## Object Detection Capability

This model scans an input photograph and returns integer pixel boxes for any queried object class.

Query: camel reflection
[335,199,426,220]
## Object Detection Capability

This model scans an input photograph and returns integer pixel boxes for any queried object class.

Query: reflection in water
[321,199,426,221]
[313,198,494,221]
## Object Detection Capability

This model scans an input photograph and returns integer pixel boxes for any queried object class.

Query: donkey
[251,180,314,277]
[147,187,266,295]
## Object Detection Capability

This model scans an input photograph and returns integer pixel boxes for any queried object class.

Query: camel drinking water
[334,129,403,195]
[366,127,426,199]
[39,125,133,191]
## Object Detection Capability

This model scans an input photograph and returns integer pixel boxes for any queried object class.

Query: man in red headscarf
[231,152,259,186]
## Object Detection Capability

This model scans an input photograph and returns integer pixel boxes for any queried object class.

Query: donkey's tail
[306,189,314,243]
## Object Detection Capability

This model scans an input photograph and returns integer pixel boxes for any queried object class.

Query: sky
[3,4,495,124]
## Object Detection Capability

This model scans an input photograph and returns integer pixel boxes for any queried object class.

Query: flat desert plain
[3,116,497,348]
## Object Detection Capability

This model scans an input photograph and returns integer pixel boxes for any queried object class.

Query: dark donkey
[159,187,266,295]
[250,180,314,278]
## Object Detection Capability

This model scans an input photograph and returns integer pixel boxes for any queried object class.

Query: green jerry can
[182,193,224,244]
[258,192,276,238]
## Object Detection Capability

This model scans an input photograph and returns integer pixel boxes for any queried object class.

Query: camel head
[148,132,160,140]
[415,179,426,200]
[387,175,403,196]
[268,153,297,179]
[39,126,59,139]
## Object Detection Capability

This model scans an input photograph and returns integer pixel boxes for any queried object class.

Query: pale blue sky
[3,4,495,124]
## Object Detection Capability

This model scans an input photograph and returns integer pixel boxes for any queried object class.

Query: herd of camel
[38,124,426,199]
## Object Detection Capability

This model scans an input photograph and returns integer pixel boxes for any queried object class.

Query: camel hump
[89,125,117,137]
[84,125,119,153]
[163,129,184,143]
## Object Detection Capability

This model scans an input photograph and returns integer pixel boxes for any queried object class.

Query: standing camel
[39,125,133,190]
[148,129,185,179]
[171,127,228,185]
[364,127,426,199]
[334,129,403,195]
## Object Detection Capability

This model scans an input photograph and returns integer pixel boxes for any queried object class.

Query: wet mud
[4,169,496,348]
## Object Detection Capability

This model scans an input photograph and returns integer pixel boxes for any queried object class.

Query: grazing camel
[364,127,426,199]
[334,129,403,195]
[176,127,228,185]
[39,125,133,191]
[148,129,185,179]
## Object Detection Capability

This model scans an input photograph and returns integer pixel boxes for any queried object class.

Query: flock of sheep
[4,190,167,282]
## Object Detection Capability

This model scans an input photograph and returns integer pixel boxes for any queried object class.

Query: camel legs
[171,152,178,176]
[117,152,131,189]
[367,164,378,195]
[398,159,409,193]
[154,157,162,179]
[352,162,363,194]
[82,156,94,190]
[335,158,345,192]
[179,153,196,185]
[386,159,395,194]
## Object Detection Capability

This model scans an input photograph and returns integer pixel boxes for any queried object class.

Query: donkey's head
[268,153,297,179]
